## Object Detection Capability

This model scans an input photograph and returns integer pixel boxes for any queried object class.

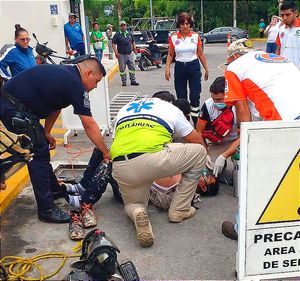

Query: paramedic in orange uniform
[225,38,300,124]
[221,38,300,241]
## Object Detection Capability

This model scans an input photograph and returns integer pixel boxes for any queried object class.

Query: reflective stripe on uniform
[190,106,200,117]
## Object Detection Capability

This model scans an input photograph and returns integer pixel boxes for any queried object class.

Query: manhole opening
[54,164,87,183]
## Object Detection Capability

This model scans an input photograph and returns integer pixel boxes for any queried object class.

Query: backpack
[0,129,32,182]
[202,106,234,143]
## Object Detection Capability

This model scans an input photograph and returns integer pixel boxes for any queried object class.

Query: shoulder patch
[83,91,90,109]
[255,53,289,63]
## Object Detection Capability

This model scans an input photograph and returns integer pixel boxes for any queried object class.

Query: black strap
[113,153,144,162]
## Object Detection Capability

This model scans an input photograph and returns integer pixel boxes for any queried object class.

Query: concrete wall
[0,0,86,62]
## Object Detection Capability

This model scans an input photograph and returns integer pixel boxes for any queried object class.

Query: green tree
[84,0,300,36]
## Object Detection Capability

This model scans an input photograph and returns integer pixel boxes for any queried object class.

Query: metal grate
[109,91,148,124]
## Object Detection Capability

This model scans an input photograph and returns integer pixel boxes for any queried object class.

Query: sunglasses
[19,37,31,42]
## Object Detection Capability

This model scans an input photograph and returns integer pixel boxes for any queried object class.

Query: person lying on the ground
[221,38,300,241]
[111,91,207,247]
[62,91,184,240]
[59,147,122,240]
[196,76,239,177]
[150,168,219,210]
[62,92,177,209]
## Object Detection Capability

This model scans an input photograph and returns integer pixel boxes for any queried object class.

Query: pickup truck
[153,19,205,52]
[131,18,204,62]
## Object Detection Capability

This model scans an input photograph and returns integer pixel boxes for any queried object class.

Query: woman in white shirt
[264,16,282,54]
[165,12,209,127]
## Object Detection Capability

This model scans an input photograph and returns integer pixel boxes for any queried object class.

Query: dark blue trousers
[80,148,123,205]
[80,147,103,189]
[266,42,277,54]
[174,59,202,125]
[73,42,86,56]
[0,98,59,212]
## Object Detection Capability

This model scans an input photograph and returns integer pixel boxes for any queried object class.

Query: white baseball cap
[227,38,255,59]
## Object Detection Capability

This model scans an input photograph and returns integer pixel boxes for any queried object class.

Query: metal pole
[200,0,204,31]
[233,0,237,27]
[117,0,122,22]
[278,0,283,16]
[150,0,154,30]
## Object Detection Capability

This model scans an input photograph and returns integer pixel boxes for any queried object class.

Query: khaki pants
[208,140,235,161]
[112,143,207,220]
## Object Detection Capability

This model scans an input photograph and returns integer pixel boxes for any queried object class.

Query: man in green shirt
[91,22,105,62]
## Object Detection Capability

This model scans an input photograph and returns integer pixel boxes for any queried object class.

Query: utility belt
[1,92,38,127]
[1,92,42,147]
[175,58,199,65]
[1,91,28,112]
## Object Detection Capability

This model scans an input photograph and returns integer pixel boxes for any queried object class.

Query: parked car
[203,27,248,44]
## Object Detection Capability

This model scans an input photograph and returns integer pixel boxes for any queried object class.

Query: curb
[107,62,119,82]
[0,149,56,215]
[0,63,119,215]
[249,38,267,42]
[0,164,29,214]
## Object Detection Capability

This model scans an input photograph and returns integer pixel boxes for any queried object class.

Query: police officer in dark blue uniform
[0,58,110,223]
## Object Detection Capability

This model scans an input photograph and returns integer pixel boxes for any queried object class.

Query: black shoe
[38,207,71,223]
[122,81,127,86]
[131,81,139,86]
[221,221,238,240]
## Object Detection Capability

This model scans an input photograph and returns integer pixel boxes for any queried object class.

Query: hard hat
[227,38,254,59]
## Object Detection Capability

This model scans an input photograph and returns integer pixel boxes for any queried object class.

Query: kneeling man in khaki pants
[111,92,207,247]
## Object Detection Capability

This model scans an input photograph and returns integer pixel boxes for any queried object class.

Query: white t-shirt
[276,19,300,69]
[110,98,194,159]
[266,22,281,43]
[225,51,300,120]
[169,31,201,63]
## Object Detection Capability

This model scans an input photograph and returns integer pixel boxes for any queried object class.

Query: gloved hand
[213,155,226,177]
[206,155,214,170]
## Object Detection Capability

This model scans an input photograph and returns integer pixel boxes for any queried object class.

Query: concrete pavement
[1,42,268,280]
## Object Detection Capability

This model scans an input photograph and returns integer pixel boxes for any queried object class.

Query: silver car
[204,26,248,44]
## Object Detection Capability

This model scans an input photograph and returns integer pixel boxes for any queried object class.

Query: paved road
[109,41,266,103]
[2,41,266,280]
